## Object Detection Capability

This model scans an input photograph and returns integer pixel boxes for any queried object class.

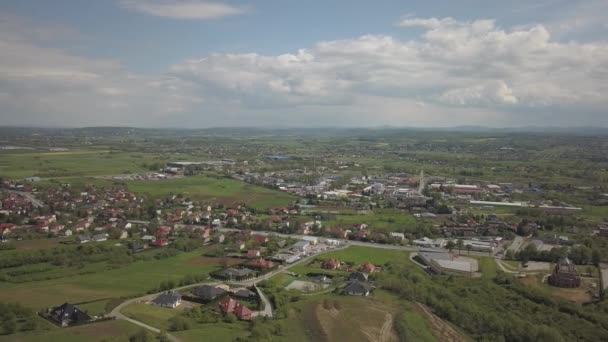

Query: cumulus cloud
[1,13,607,127]
[168,17,608,114]
[119,0,246,20]
[397,16,459,29]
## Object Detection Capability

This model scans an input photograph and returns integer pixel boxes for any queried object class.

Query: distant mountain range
[0,125,606,136]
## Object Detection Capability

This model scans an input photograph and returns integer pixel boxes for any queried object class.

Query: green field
[289,246,409,275]
[122,302,177,331]
[122,302,250,342]
[174,323,250,342]
[0,150,163,178]
[318,246,409,265]
[324,209,417,233]
[0,320,141,342]
[126,175,295,210]
[0,249,220,310]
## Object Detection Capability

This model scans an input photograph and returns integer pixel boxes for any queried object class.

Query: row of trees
[0,303,37,335]
[512,243,601,266]
[377,259,608,341]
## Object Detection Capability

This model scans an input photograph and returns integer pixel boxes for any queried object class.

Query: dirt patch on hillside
[186,256,242,266]
[414,303,465,342]
[308,299,398,342]
[551,286,594,304]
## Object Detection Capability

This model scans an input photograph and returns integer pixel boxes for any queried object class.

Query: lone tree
[456,239,464,255]
[466,244,472,256]
[446,240,456,253]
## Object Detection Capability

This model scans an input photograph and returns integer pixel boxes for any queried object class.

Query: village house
[360,262,376,273]
[322,258,340,270]
[214,267,254,281]
[151,291,182,308]
[76,235,90,244]
[247,249,261,258]
[92,233,108,242]
[343,280,372,296]
[245,258,275,270]
[192,285,227,302]
[348,271,369,282]
[390,232,405,241]
[48,303,92,327]
[218,296,253,320]
[153,237,169,247]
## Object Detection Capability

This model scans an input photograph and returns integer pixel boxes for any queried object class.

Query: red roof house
[153,238,169,247]
[360,262,376,273]
[234,302,253,320]
[156,227,171,236]
[246,258,275,269]
[253,235,268,244]
[218,297,253,320]
[218,296,237,313]
[247,249,260,258]
[322,258,340,270]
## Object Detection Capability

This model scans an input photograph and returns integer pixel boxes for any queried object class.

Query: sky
[0,0,607,128]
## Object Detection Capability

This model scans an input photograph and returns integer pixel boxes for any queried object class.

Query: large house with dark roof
[213,267,254,281]
[192,285,227,302]
[48,303,92,326]
[151,291,182,308]
[342,280,372,296]
[348,271,369,282]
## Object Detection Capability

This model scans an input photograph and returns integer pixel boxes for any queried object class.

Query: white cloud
[1,13,608,128]
[168,17,608,115]
[119,0,246,20]
[397,16,459,29]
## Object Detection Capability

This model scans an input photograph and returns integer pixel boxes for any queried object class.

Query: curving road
[109,244,348,339]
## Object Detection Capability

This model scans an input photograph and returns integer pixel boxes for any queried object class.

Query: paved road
[215,227,496,257]
[110,244,348,338]
[253,285,273,318]
[110,293,181,342]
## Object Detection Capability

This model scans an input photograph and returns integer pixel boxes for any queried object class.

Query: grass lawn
[122,302,251,342]
[478,257,498,280]
[122,302,178,331]
[318,246,409,265]
[0,150,162,178]
[0,320,141,342]
[399,305,438,342]
[174,322,250,342]
[0,249,221,310]
[289,246,409,277]
[77,299,112,316]
[324,209,416,233]
[126,175,295,210]
[10,238,67,251]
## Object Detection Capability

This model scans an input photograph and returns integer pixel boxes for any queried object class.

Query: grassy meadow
[126,175,295,210]
[0,249,220,311]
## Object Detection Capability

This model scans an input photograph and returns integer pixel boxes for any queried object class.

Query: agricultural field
[317,246,409,265]
[122,302,179,331]
[173,323,250,342]
[289,246,409,276]
[0,249,221,310]
[126,175,295,210]
[324,209,417,233]
[0,319,141,342]
[0,150,163,178]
